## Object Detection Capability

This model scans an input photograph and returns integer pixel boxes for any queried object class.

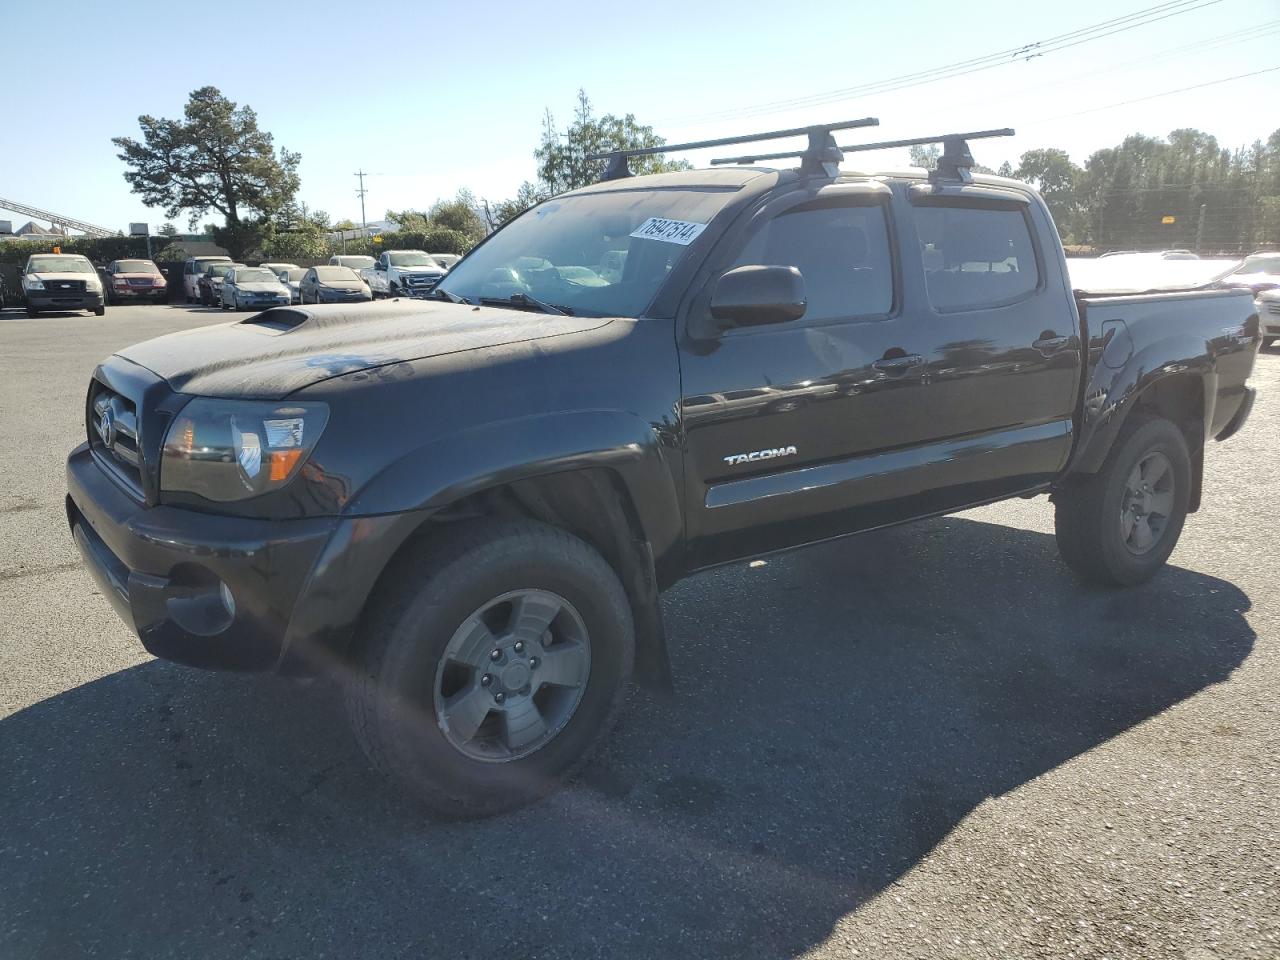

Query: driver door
[680,183,936,567]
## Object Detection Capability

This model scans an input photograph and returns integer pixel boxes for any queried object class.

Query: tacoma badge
[723,446,798,466]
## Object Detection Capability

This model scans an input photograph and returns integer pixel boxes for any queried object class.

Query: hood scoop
[240,308,310,332]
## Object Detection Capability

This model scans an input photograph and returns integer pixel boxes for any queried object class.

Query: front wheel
[1054,417,1191,586]
[1264,337,1276,350]
[94,304,106,317]
[345,519,634,818]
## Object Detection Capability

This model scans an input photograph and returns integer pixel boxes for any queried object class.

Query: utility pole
[1194,203,1207,256]
[354,169,369,230]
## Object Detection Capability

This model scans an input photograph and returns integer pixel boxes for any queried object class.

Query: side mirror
[375,261,386,271]
[710,265,806,328]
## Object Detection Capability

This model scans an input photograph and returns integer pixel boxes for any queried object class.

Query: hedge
[0,235,177,266]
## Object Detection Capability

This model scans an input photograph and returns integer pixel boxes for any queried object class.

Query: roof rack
[712,127,1015,184]
[588,117,880,182]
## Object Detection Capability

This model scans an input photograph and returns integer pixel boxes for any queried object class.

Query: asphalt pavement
[0,302,1276,960]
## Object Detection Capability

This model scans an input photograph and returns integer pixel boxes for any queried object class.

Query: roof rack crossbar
[590,117,879,181]
[713,127,1016,183]
[833,128,1015,155]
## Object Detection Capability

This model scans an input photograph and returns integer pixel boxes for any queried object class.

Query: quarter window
[733,203,893,322]
[912,206,1039,311]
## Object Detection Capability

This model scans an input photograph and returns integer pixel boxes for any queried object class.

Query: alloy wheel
[432,589,591,763]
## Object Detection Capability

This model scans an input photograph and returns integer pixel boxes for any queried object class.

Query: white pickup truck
[361,250,446,299]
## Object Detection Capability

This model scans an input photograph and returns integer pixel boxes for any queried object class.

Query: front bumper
[67,442,339,672]
[27,290,104,310]
[111,285,168,301]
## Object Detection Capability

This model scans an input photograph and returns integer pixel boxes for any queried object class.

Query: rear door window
[732,203,894,322]
[912,206,1039,311]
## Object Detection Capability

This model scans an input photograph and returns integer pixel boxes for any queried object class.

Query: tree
[908,144,940,170]
[535,90,689,195]
[334,218,357,231]
[158,222,179,237]
[1015,148,1084,241]
[428,190,487,244]
[112,86,300,258]
[491,182,545,226]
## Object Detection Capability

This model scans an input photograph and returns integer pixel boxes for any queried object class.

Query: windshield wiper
[430,287,471,305]
[480,293,572,316]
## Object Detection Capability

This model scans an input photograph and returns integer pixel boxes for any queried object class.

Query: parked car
[258,261,299,275]
[431,253,461,271]
[299,265,372,304]
[275,267,306,303]
[329,255,377,272]
[66,125,1260,818]
[102,258,167,304]
[0,271,8,310]
[1257,288,1280,348]
[197,261,245,306]
[181,256,231,303]
[22,253,105,317]
[219,266,292,311]
[1221,251,1280,295]
[361,249,445,298]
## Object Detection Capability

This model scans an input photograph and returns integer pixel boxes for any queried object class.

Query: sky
[2,0,1277,234]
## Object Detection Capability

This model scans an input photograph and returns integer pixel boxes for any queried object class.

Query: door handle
[1033,335,1070,355]
[872,354,924,373]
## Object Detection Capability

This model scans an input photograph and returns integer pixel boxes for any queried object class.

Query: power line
[1034,65,1280,121]
[659,0,1223,127]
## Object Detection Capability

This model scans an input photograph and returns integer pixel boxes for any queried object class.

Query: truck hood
[116,299,615,398]
[31,271,99,283]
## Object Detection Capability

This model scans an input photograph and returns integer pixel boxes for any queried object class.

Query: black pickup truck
[67,123,1259,816]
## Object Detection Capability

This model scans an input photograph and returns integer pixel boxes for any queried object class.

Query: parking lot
[0,302,1277,959]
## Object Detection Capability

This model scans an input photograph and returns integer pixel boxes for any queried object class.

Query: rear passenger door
[904,185,1080,496]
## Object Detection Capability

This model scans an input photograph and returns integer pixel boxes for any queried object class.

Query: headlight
[86,277,102,292]
[161,398,329,502]
[24,276,45,290]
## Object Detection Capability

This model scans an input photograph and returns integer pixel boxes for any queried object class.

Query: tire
[94,304,105,317]
[1054,417,1191,586]
[345,519,634,818]
[1264,337,1276,350]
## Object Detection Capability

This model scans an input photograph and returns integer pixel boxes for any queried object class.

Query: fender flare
[276,410,683,674]
[1066,335,1214,477]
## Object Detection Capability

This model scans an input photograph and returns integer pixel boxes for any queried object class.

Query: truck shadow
[0,516,1253,959]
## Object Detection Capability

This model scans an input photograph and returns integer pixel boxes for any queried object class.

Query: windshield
[436,188,735,317]
[1237,255,1280,275]
[314,266,359,282]
[234,268,278,283]
[334,256,375,269]
[282,268,306,281]
[206,264,238,278]
[115,260,159,274]
[388,252,438,267]
[28,256,93,274]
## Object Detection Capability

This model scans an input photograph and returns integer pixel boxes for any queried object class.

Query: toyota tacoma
[66,122,1260,817]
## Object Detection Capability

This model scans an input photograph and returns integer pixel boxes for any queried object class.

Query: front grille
[47,279,87,293]
[89,382,144,498]
[1267,302,1280,316]
[403,273,442,287]
[126,278,155,287]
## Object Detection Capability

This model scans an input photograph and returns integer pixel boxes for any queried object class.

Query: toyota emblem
[98,407,116,449]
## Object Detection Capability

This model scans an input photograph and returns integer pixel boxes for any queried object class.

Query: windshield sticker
[630,217,707,246]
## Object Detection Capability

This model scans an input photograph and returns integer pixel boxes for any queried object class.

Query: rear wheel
[1055,417,1191,586]
[345,519,634,818]
[1264,336,1276,350]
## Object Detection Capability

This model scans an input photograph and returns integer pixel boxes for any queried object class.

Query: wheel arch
[1065,338,1212,512]
[278,413,683,689]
